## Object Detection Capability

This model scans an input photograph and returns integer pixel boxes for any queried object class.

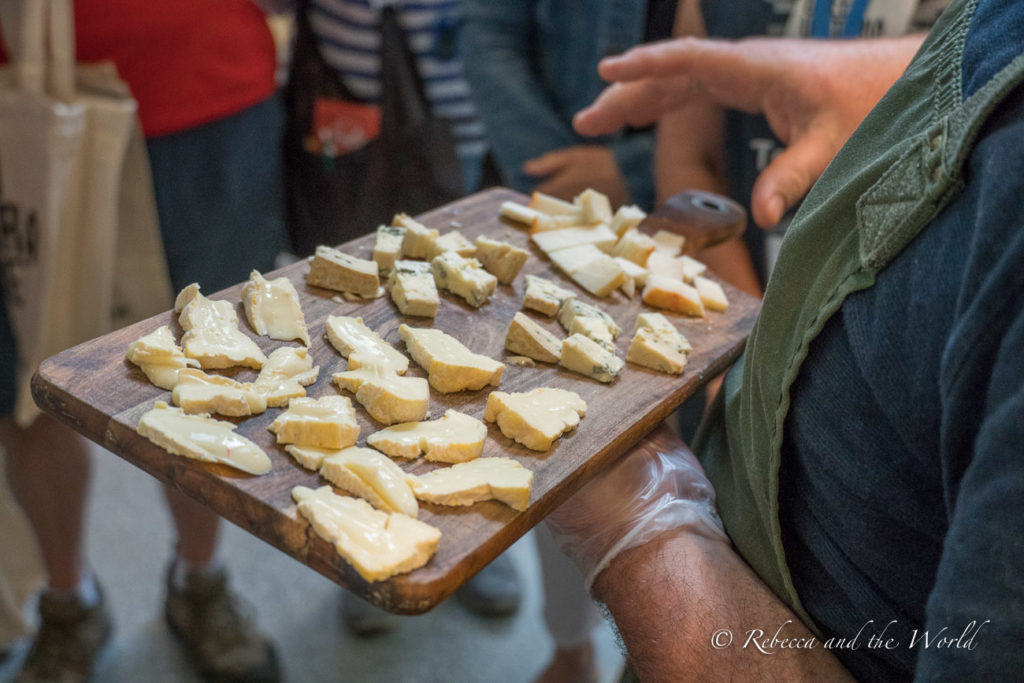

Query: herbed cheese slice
[694,275,729,312]
[388,260,439,318]
[431,251,497,308]
[175,284,267,370]
[652,229,685,256]
[394,213,439,259]
[500,201,544,226]
[252,347,320,407]
[320,447,418,517]
[411,457,533,511]
[137,402,271,475]
[484,388,586,452]
[398,324,504,393]
[367,409,486,463]
[284,444,337,471]
[126,325,200,390]
[609,204,647,237]
[292,485,440,583]
[570,254,626,297]
[429,230,477,259]
[642,275,705,317]
[325,315,409,374]
[567,316,616,352]
[241,270,311,346]
[522,275,576,316]
[528,191,579,217]
[171,369,267,417]
[333,365,429,425]
[627,314,692,375]
[611,229,656,266]
[680,255,708,283]
[504,312,562,363]
[557,298,622,338]
[635,313,693,352]
[307,246,380,297]
[268,395,360,449]
[577,188,613,224]
[373,225,406,274]
[532,224,617,254]
[560,334,624,383]
[547,243,605,276]
[475,236,529,284]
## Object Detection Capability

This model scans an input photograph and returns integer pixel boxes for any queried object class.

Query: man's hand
[574,36,922,228]
[523,145,630,207]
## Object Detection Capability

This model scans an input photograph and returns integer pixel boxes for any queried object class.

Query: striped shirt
[309,0,488,189]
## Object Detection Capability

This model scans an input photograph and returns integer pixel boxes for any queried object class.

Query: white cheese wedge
[570,254,626,297]
[567,316,616,352]
[577,188,613,224]
[557,299,622,338]
[528,191,580,217]
[613,257,648,297]
[125,326,200,390]
[175,284,267,370]
[398,324,504,393]
[306,246,380,297]
[292,485,440,582]
[320,447,418,517]
[522,275,576,316]
[635,313,693,352]
[531,214,585,233]
[611,229,656,266]
[609,204,647,237]
[560,334,624,383]
[429,230,477,259]
[627,313,692,374]
[324,316,409,374]
[137,402,271,475]
[652,230,685,256]
[680,255,708,283]
[394,213,439,259]
[373,225,406,274]
[333,365,430,425]
[500,201,544,226]
[532,225,618,254]
[694,275,729,312]
[431,251,497,308]
[367,409,486,463]
[642,274,705,317]
[268,395,360,449]
[645,251,688,281]
[411,458,533,511]
[284,444,337,471]
[171,369,268,417]
[474,236,529,284]
[546,243,605,276]
[504,312,562,363]
[388,260,440,318]
[484,388,586,452]
[252,347,319,407]
[241,270,311,346]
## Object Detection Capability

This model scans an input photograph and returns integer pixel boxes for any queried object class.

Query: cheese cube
[333,366,430,425]
[531,214,584,233]
[430,251,498,308]
[505,312,562,363]
[241,270,311,346]
[642,274,705,317]
[126,326,200,390]
[411,458,533,511]
[394,213,439,259]
[570,254,626,297]
[307,246,380,297]
[522,275,576,316]
[577,188,613,224]
[680,255,708,283]
[609,204,647,237]
[652,229,685,256]
[528,191,579,217]
[268,395,360,449]
[292,485,440,582]
[475,236,530,284]
[175,284,267,370]
[388,260,440,318]
[557,299,621,338]
[532,225,618,254]
[611,229,656,266]
[560,334,624,383]
[547,243,605,275]
[324,315,409,374]
[373,225,406,274]
[429,230,477,259]
[645,250,688,280]
[483,388,586,451]
[694,275,729,312]
[367,409,487,463]
[320,447,418,517]
[613,257,648,297]
[500,201,544,226]
[252,347,320,407]
[398,324,504,393]
[171,369,267,417]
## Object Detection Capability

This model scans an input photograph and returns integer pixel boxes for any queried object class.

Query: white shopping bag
[0,0,173,426]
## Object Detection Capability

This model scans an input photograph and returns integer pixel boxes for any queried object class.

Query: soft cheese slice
[694,275,729,312]
[373,224,406,274]
[484,388,586,452]
[394,213,439,259]
[652,230,685,256]
[611,229,656,266]
[307,246,380,297]
[500,201,544,226]
[241,270,311,346]
[324,315,409,374]
[320,447,418,517]
[532,225,617,254]
[522,275,576,316]
[627,314,691,374]
[642,275,705,317]
[570,254,626,297]
[268,395,360,449]
[475,236,529,284]
[175,284,267,370]
[252,347,319,407]
[528,191,579,217]
[292,485,440,582]
[429,230,477,259]
[399,324,504,393]
[388,260,439,318]
[333,365,429,425]
[609,204,647,237]
[577,188,613,224]
[560,334,624,383]
[125,326,200,390]
[505,312,561,363]
[411,458,533,511]
[557,299,622,338]
[137,402,271,475]
[284,444,337,471]
[171,369,267,417]
[431,251,497,308]
[367,409,486,463]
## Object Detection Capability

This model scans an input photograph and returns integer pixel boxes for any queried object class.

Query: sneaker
[338,592,401,637]
[456,553,521,617]
[15,586,112,683]
[164,564,280,683]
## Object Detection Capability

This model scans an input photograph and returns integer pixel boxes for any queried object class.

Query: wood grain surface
[32,187,760,613]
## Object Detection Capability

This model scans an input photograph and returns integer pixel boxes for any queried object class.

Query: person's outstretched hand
[574,36,922,228]
[523,145,630,208]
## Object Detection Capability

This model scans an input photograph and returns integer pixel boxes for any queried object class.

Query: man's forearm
[593,530,854,681]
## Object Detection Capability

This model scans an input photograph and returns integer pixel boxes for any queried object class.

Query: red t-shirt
[1,0,277,137]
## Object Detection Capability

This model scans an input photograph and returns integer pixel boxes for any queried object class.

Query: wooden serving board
[32,187,759,613]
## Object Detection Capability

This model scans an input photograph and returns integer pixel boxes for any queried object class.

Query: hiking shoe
[15,586,112,683]
[164,564,279,683]
[338,592,401,637]
[456,553,521,617]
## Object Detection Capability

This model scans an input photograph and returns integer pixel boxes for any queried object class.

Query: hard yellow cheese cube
[475,236,530,284]
[642,275,705,317]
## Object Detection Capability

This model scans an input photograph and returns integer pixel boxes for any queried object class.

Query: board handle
[639,190,746,255]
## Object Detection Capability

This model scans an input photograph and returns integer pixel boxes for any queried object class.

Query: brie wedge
[320,447,418,517]
[241,270,311,345]
[411,457,533,511]
[399,324,504,393]
[484,388,587,452]
[268,395,360,449]
[367,409,486,463]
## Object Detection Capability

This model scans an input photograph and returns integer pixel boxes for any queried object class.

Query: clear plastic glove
[546,423,728,593]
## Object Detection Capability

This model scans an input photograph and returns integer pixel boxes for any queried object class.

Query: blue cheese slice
[484,388,586,452]
[394,213,439,259]
[431,251,497,308]
[411,457,533,511]
[367,409,486,463]
[241,270,311,346]
[560,333,624,383]
[399,324,504,393]
[125,325,200,390]
[307,246,380,297]
[505,312,562,363]
[429,230,477,259]
[627,313,691,374]
[557,299,621,338]
[175,284,267,370]
[333,365,430,425]
[373,224,406,274]
[522,275,576,316]
[320,447,418,517]
[388,261,439,318]
[325,315,409,374]
[268,395,360,449]
[475,236,529,284]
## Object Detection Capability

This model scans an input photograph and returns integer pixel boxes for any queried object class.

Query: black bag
[282,5,464,256]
